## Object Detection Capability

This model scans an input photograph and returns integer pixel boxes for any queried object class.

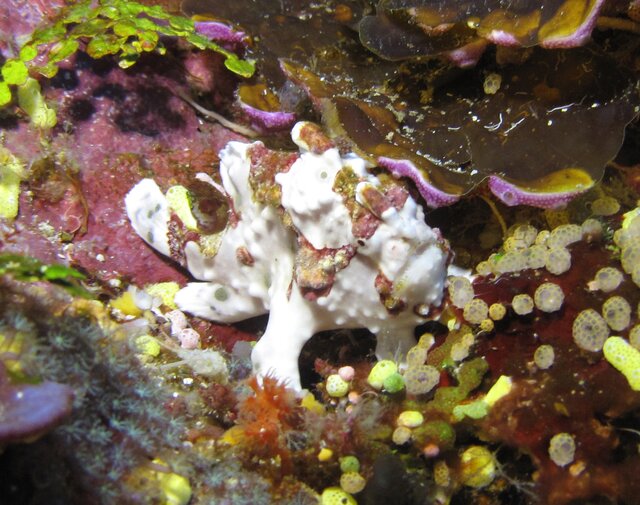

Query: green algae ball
[397,410,424,428]
[339,455,360,473]
[459,446,496,488]
[367,360,397,390]
[630,325,640,349]
[495,250,527,274]
[489,302,507,321]
[525,244,548,269]
[591,196,620,216]
[321,487,357,505]
[452,400,489,421]
[621,241,640,274]
[340,472,366,494]
[413,420,456,450]
[382,372,405,393]
[326,374,350,397]
[392,426,412,445]
[135,335,161,357]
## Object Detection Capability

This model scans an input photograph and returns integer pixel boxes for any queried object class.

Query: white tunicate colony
[483,72,502,94]
[534,283,564,313]
[602,296,632,332]
[621,242,640,275]
[572,309,609,352]
[592,267,624,293]
[489,303,507,321]
[464,299,489,325]
[547,224,582,249]
[512,294,534,315]
[591,196,620,216]
[534,344,555,369]
[450,333,475,362]
[614,228,633,249]
[524,244,547,269]
[613,210,640,288]
[448,276,475,309]
[512,224,538,246]
[476,260,493,276]
[403,365,440,395]
[629,325,640,349]
[504,224,537,252]
[406,346,428,367]
[495,251,527,274]
[580,218,603,241]
[535,230,550,245]
[546,247,572,275]
[548,432,576,467]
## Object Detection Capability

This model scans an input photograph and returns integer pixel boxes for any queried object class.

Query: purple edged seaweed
[184,0,640,208]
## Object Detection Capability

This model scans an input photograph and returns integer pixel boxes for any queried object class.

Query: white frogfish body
[126,122,450,390]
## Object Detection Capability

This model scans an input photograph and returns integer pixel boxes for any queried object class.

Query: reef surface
[0,1,640,505]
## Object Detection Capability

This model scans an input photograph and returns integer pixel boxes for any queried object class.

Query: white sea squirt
[125,122,450,391]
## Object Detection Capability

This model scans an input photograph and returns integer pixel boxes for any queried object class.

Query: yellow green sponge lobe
[321,487,357,505]
[603,336,640,391]
[0,146,25,220]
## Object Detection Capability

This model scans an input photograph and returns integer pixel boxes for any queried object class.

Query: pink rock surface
[1,46,246,288]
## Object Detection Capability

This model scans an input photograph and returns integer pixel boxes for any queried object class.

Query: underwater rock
[0,363,73,444]
[126,121,450,390]
[468,210,640,505]
[1,41,244,287]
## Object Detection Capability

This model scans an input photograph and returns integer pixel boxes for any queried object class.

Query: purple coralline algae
[0,363,73,443]
[194,20,246,45]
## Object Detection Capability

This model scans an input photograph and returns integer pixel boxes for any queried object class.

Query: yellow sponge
[0,147,24,220]
[603,336,640,391]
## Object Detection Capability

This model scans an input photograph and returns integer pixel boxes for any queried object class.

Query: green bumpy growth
[0,0,254,108]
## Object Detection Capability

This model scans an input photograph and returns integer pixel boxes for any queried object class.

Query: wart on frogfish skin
[126,121,450,391]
